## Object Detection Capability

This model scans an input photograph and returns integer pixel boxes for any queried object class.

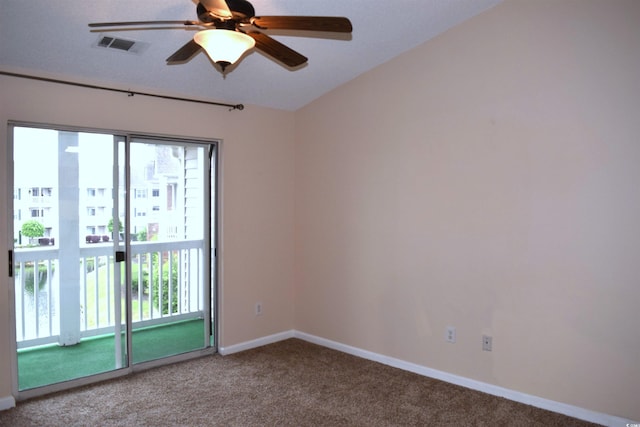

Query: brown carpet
[0,339,599,426]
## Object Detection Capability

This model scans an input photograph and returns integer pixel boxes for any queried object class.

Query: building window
[87,188,96,197]
[87,207,96,216]
[167,184,175,211]
[30,208,41,218]
[152,189,160,197]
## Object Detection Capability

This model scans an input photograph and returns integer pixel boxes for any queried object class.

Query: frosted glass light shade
[194,29,255,70]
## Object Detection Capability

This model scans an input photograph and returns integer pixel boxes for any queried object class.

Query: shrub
[20,263,53,294]
[130,262,148,295]
[123,253,178,314]
[151,253,179,315]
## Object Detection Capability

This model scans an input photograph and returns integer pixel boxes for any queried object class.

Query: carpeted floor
[0,339,599,426]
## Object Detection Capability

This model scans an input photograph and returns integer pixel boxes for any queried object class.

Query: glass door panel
[128,139,210,364]
[11,125,215,394]
[12,127,128,390]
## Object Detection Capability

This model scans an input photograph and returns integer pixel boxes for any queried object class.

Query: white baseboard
[2,328,634,424]
[0,396,16,411]
[293,331,636,427]
[217,330,635,426]
[218,330,294,355]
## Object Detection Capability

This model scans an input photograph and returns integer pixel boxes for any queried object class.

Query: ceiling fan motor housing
[197,0,255,22]
[226,0,255,19]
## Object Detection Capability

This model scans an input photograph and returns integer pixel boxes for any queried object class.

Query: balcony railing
[14,240,205,349]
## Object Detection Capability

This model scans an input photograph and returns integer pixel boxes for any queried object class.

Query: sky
[13,127,115,188]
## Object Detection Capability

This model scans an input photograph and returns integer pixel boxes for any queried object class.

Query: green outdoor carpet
[17,319,206,390]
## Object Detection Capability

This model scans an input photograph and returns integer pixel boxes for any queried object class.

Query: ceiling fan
[89,0,353,73]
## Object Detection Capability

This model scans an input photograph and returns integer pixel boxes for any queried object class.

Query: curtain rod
[0,70,244,111]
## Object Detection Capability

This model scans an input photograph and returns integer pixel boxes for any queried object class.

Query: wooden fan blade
[252,16,352,33]
[248,32,308,67]
[166,40,202,63]
[200,0,232,19]
[89,20,199,28]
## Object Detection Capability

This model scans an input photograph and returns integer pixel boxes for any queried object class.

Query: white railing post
[57,132,81,346]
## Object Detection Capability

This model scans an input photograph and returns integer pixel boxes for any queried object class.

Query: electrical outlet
[482,335,492,351]
[446,326,456,343]
[255,302,263,316]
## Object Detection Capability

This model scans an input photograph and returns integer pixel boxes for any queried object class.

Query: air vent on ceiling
[93,35,149,55]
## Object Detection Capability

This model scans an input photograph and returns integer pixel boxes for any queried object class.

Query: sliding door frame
[7,121,220,401]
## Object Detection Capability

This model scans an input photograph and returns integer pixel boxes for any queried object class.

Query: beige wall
[294,0,640,421]
[0,74,296,398]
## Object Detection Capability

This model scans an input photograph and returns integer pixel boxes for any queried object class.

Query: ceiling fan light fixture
[194,29,255,71]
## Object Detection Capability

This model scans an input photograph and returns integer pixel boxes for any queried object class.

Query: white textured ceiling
[0,0,502,111]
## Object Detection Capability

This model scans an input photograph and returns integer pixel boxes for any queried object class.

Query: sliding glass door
[9,124,216,394]
[128,138,212,364]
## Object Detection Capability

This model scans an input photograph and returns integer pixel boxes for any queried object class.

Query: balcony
[14,239,208,390]
[15,239,206,347]
[11,128,214,391]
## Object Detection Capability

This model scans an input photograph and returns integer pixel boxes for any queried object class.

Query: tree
[21,220,45,238]
[107,218,123,234]
[137,229,147,242]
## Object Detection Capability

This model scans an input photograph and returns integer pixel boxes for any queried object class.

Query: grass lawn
[84,258,151,328]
